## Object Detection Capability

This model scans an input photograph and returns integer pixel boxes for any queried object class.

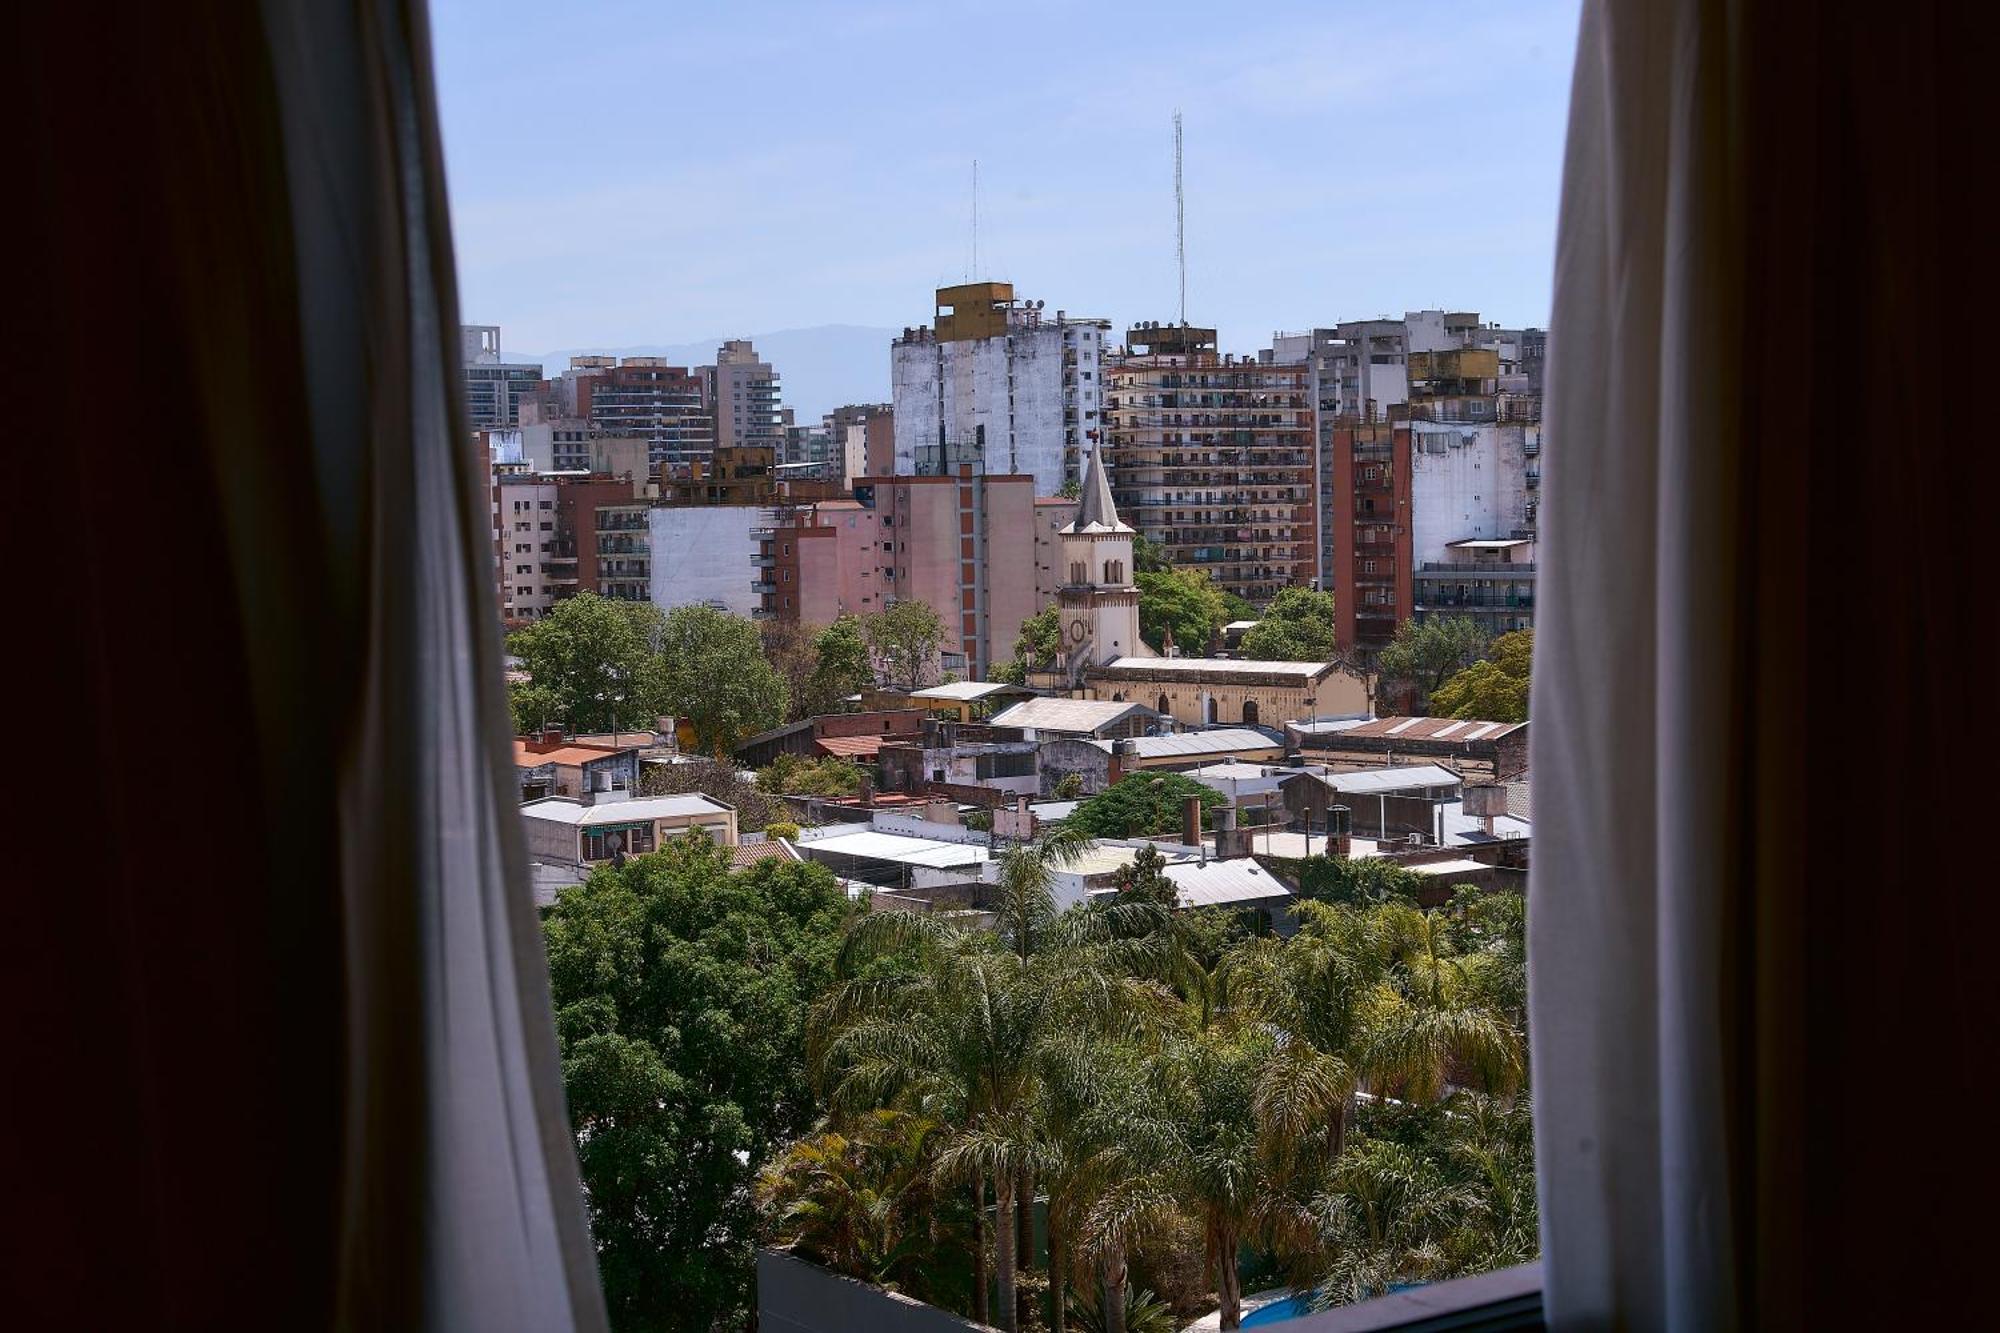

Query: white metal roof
[990,697,1155,733]
[795,828,992,869]
[520,794,734,827]
[1297,764,1464,794]
[1446,538,1533,549]
[1088,728,1283,759]
[909,680,1030,702]
[1405,858,1493,878]
[1288,716,1373,736]
[1100,656,1333,677]
[1162,858,1295,908]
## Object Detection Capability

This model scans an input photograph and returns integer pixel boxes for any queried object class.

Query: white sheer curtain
[1529,0,1746,1326]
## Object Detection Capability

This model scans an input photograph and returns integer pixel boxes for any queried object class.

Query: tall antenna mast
[971,158,979,281]
[1173,111,1186,326]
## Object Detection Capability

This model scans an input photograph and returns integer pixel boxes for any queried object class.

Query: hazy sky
[432,0,1582,357]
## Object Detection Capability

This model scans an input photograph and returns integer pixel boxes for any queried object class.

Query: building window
[1243,700,1260,726]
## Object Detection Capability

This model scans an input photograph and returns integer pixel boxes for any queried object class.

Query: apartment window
[540,522,552,531]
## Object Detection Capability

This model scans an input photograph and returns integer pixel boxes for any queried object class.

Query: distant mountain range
[516,324,898,424]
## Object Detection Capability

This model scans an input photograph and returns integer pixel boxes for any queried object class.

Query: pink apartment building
[761,467,1053,678]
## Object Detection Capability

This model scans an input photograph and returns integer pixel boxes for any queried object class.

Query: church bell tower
[1056,451,1146,680]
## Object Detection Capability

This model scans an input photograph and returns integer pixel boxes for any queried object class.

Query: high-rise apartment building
[491,472,646,625]
[758,459,1049,678]
[1102,323,1316,605]
[1319,343,1543,654]
[461,326,545,433]
[891,282,1110,496]
[572,358,715,471]
[707,339,784,452]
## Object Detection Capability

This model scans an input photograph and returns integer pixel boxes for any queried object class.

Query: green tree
[1430,628,1532,722]
[656,604,787,756]
[1137,566,1229,655]
[991,606,1062,684]
[1374,616,1490,706]
[640,755,782,829]
[506,592,671,734]
[800,615,877,717]
[757,752,864,798]
[1236,587,1338,662]
[866,600,948,689]
[544,836,859,1332]
[1132,532,1170,574]
[1066,772,1226,840]
[761,618,823,722]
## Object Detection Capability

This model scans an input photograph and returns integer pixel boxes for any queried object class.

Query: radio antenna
[1174,111,1186,325]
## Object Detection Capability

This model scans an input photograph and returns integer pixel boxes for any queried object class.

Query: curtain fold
[1532,2,1990,1328]
[13,2,603,1328]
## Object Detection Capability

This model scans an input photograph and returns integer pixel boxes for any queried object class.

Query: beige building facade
[1081,656,1369,731]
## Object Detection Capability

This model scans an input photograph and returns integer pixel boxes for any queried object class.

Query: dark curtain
[10,3,603,1328]
[1532,1,1994,1328]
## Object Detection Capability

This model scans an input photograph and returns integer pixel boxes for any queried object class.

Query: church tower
[1057,451,1147,679]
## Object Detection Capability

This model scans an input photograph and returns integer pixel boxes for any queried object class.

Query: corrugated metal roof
[814,734,885,757]
[1334,716,1527,742]
[909,680,1031,702]
[1162,858,1295,908]
[520,794,733,827]
[1290,764,1463,794]
[1089,728,1283,759]
[513,740,631,769]
[795,829,992,869]
[990,697,1156,734]
[1406,858,1493,877]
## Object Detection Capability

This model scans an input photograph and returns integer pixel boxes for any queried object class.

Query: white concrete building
[647,505,779,617]
[1409,420,1541,636]
[891,282,1110,495]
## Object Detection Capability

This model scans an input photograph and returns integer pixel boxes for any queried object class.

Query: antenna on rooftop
[1174,110,1186,327]
[970,158,979,282]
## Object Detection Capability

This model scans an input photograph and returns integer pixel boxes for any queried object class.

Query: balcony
[751,579,776,594]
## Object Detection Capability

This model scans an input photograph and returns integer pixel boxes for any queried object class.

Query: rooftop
[519,794,734,827]
[1160,858,1295,909]
[907,680,1035,703]
[793,827,993,869]
[1330,716,1527,743]
[815,734,887,758]
[513,739,635,769]
[1285,764,1464,794]
[1096,656,1340,678]
[1091,728,1285,760]
[989,697,1157,734]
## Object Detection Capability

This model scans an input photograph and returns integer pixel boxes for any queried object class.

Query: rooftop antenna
[1174,110,1186,326]
[970,158,979,282]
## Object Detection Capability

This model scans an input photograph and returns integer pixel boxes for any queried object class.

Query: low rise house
[734,708,926,769]
[877,718,1041,802]
[520,792,739,875]
[1080,655,1369,730]
[513,728,643,802]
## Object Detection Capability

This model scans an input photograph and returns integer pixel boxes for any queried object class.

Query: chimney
[1328,804,1353,859]
[859,771,875,809]
[540,725,563,750]
[1182,795,1204,848]
[1462,783,1508,837]
[1109,737,1136,786]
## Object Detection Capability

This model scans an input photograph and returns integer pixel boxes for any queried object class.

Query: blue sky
[431,0,1582,358]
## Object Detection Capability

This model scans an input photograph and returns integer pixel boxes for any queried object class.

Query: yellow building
[1080,656,1370,730]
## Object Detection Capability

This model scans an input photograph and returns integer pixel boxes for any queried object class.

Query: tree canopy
[865,600,948,690]
[989,606,1061,684]
[506,593,671,734]
[1375,615,1491,703]
[656,604,788,757]
[1236,587,1338,661]
[1430,629,1532,722]
[1137,566,1229,655]
[1064,771,1227,840]
[800,615,876,717]
[544,837,859,1332]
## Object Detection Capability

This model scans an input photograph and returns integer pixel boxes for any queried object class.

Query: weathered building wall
[648,505,769,615]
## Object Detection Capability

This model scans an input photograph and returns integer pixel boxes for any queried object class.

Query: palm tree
[1305,1138,1479,1306]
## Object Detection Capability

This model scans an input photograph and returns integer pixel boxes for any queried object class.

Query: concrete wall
[1409,423,1533,562]
[891,322,1096,496]
[759,1250,996,1333]
[648,505,769,615]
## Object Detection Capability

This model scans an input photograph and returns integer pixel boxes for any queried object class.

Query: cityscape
[482,282,1542,1332]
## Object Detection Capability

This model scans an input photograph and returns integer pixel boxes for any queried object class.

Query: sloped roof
[1087,727,1282,759]
[1333,716,1527,743]
[908,680,1035,702]
[1060,450,1133,534]
[814,734,886,758]
[1161,858,1294,908]
[990,697,1156,735]
[520,794,734,827]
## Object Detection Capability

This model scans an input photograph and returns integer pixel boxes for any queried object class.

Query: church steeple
[1064,449,1132,535]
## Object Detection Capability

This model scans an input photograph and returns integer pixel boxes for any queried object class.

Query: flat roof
[1447,538,1533,549]
[1161,858,1295,908]
[908,680,1034,702]
[1405,858,1493,878]
[520,794,734,827]
[990,697,1156,733]
[1286,764,1463,794]
[1098,656,1335,677]
[1089,728,1284,759]
[795,828,992,869]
